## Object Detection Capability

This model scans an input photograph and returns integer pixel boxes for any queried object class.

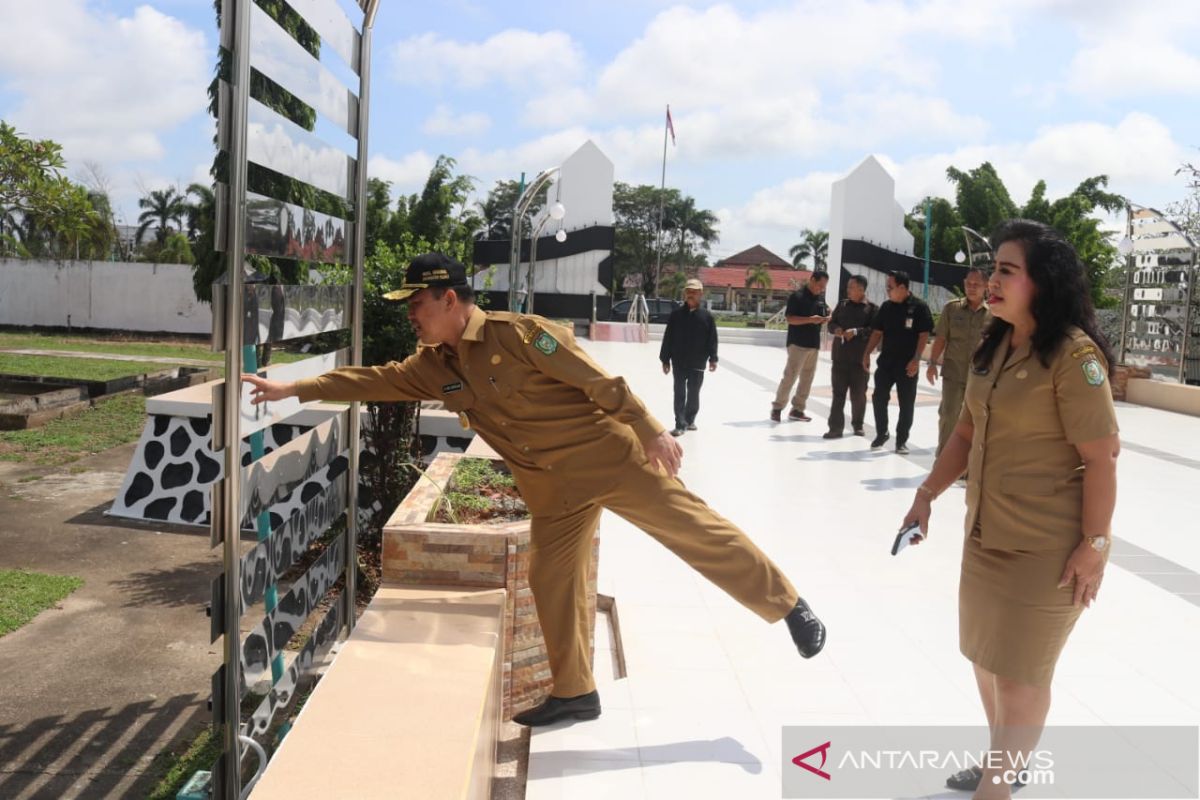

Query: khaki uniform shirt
[294,306,665,516]
[960,326,1118,551]
[933,298,991,384]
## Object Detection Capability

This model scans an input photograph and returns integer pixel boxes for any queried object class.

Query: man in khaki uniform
[926,268,990,455]
[242,253,827,727]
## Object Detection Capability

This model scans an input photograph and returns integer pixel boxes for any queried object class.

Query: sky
[1,0,1197,263]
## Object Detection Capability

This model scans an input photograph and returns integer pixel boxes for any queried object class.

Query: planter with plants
[381,452,598,719]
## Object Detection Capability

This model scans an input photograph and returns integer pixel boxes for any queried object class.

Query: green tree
[0,121,67,217]
[475,178,545,241]
[903,163,1123,308]
[659,270,688,299]
[613,182,720,296]
[788,228,829,270]
[667,195,719,270]
[745,263,772,291]
[156,232,195,264]
[136,187,187,246]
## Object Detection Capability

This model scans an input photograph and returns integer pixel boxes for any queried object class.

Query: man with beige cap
[659,277,718,436]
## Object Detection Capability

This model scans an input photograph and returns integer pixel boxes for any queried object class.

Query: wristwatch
[1085,535,1109,552]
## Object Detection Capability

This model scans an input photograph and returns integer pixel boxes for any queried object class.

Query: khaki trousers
[528,466,799,697]
[937,378,966,455]
[773,345,820,412]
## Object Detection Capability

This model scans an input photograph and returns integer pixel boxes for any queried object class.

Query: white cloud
[1067,41,1200,97]
[368,151,437,195]
[421,105,492,137]
[719,112,1192,262]
[390,29,584,91]
[0,1,209,164]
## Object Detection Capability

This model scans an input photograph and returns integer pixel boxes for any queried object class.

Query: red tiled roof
[698,265,811,291]
[715,244,792,269]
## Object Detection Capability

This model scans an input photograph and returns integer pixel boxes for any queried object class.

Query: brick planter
[1112,364,1152,401]
[381,452,598,719]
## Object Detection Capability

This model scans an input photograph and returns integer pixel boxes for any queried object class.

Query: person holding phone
[899,220,1119,797]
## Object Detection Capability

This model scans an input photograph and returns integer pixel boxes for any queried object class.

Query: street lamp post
[954,225,993,267]
[509,167,560,312]
[525,201,566,315]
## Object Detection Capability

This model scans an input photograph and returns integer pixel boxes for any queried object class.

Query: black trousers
[828,361,869,434]
[872,361,918,443]
[672,365,705,427]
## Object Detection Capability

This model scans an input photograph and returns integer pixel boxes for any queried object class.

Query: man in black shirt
[861,270,932,454]
[770,271,830,422]
[660,278,718,436]
[824,274,877,439]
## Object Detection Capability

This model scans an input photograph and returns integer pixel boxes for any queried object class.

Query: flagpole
[653,105,669,296]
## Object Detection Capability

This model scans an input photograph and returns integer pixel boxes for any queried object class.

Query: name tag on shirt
[442,382,463,394]
[905,318,913,329]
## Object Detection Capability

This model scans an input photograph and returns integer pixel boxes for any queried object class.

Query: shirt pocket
[998,473,1056,497]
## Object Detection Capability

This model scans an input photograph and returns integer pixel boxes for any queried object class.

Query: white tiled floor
[525,339,1200,800]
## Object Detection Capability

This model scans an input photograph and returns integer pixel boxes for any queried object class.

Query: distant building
[699,245,809,311]
[1123,207,1198,383]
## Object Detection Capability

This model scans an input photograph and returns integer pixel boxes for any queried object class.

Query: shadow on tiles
[530,737,763,778]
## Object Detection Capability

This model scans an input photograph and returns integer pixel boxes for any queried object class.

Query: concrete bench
[1126,378,1200,417]
[249,584,506,800]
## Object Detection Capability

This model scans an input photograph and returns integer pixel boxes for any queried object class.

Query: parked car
[609,297,682,324]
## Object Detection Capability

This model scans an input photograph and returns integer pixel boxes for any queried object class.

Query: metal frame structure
[1117,203,1198,381]
[212,1,379,797]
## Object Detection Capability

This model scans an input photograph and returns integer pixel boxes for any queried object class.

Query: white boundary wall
[0,258,212,334]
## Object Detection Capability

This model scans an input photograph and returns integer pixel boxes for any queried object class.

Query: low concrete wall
[1126,379,1200,417]
[0,258,211,334]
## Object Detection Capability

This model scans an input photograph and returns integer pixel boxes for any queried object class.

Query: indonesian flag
[666,105,676,146]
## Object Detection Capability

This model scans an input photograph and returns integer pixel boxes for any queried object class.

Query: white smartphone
[891,522,923,555]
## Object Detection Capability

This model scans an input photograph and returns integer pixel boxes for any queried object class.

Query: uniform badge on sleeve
[1081,359,1105,386]
[532,330,559,355]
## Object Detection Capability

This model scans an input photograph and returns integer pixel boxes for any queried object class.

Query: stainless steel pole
[347,0,380,634]
[221,0,252,795]
[1118,203,1134,363]
[1180,248,1198,384]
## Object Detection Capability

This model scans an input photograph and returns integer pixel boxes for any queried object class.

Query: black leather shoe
[853,428,865,436]
[945,765,1025,791]
[946,766,982,791]
[512,691,601,726]
[785,598,826,658]
[870,432,890,449]
[686,422,697,431]
[670,427,685,437]
[822,431,842,439]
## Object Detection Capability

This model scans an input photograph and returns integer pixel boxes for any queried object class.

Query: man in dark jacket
[660,278,718,436]
[824,274,877,439]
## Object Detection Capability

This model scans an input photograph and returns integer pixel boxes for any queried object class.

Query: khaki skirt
[959,531,1082,687]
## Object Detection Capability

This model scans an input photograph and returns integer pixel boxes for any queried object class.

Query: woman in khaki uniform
[901,220,1119,798]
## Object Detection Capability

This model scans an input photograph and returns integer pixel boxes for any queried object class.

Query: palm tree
[659,270,688,299]
[745,263,772,291]
[788,228,829,270]
[136,187,187,245]
[184,183,215,242]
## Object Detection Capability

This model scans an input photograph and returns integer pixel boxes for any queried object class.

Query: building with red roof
[696,245,812,310]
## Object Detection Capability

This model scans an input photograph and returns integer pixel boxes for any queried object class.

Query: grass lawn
[0,353,175,381]
[0,332,224,362]
[0,332,308,365]
[0,569,84,637]
[147,726,220,800]
[0,393,148,466]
